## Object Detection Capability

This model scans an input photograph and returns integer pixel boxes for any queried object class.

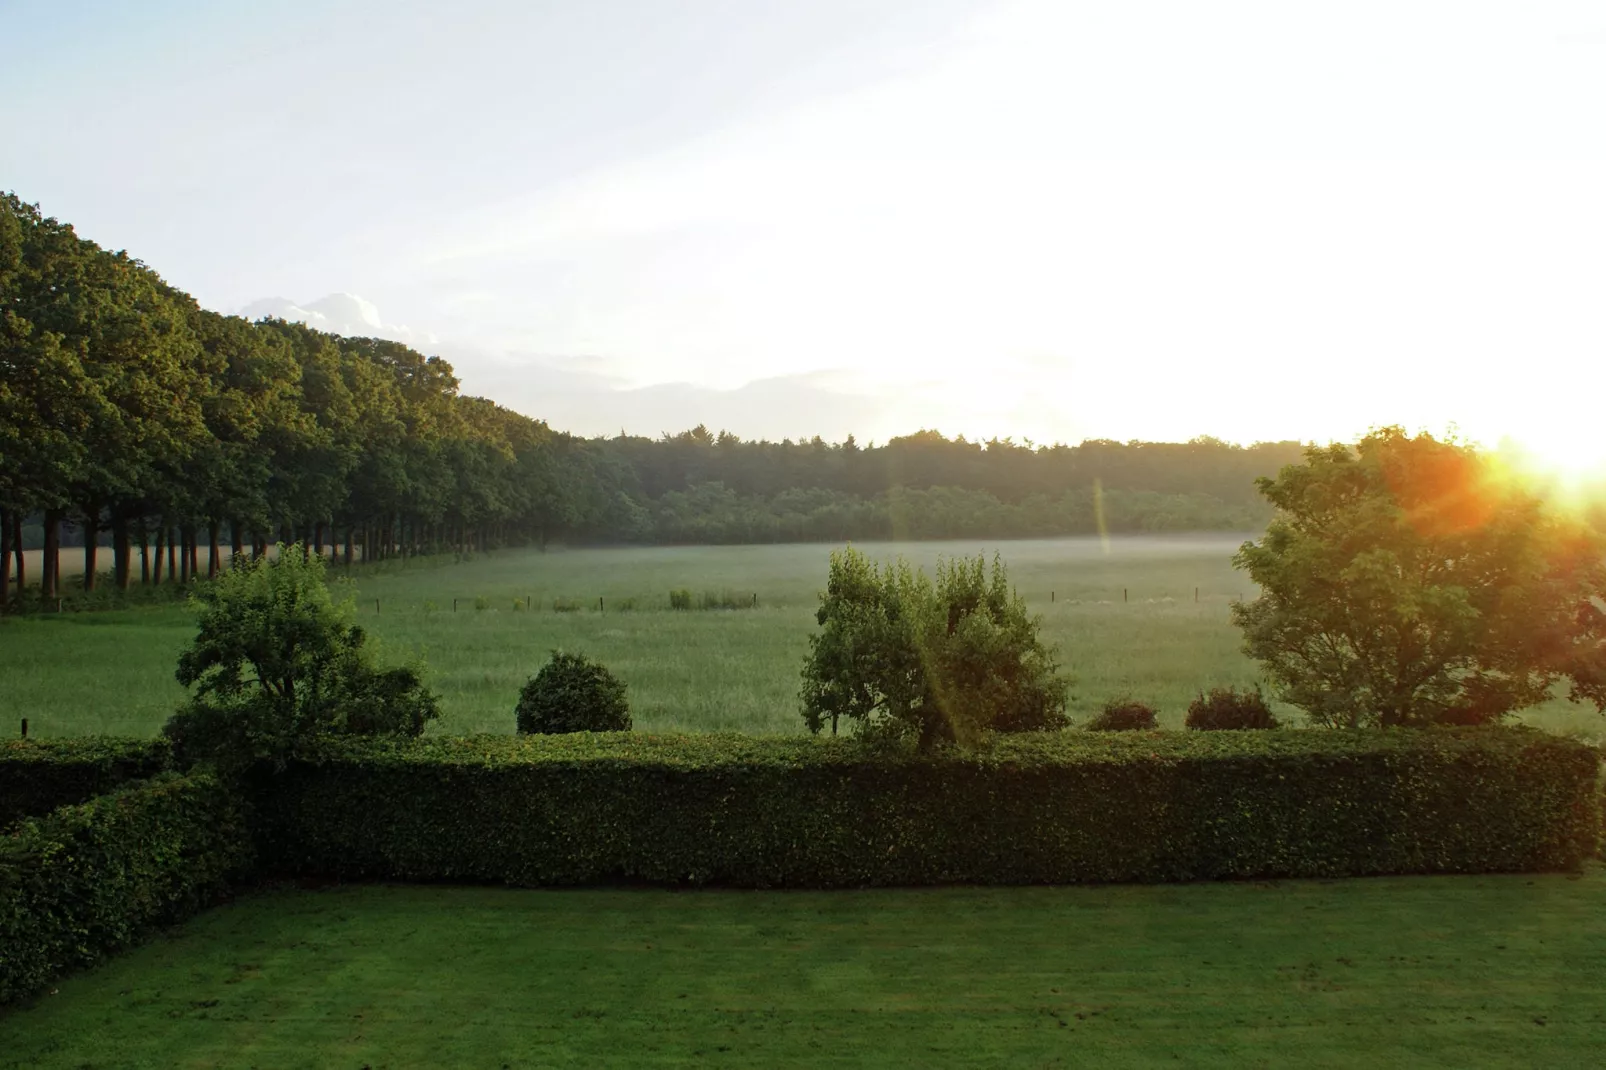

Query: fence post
[752,592,758,608]
[1051,591,1055,602]
[375,598,380,614]
[1195,587,1199,603]
[1123,588,1127,603]
[453,598,457,612]
[599,596,604,612]
[19,718,26,739]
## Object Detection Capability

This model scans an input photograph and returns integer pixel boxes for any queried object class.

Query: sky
[3,0,1605,467]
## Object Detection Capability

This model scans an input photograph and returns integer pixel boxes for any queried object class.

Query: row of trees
[1,193,1301,611]
[797,428,1606,742]
[1,193,640,608]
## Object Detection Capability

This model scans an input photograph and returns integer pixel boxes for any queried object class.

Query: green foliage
[474,595,491,611]
[551,596,583,613]
[800,547,1069,748]
[669,589,692,610]
[515,651,631,734]
[699,589,754,610]
[0,738,172,828]
[1086,698,1159,731]
[254,728,1601,888]
[1186,686,1279,730]
[0,771,252,1005]
[1233,428,1606,727]
[163,547,439,769]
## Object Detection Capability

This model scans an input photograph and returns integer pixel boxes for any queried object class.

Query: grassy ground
[3,869,1603,1068]
[2,535,1599,739]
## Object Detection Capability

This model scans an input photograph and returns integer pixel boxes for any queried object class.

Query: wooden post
[453,598,458,612]
[1123,588,1127,603]
[599,596,604,612]
[375,598,380,614]
[1051,591,1054,602]
[20,718,26,739]
[752,592,758,608]
[1195,587,1199,603]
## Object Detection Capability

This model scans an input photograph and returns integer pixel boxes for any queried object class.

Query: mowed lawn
[3,869,1603,1068]
[2,535,1601,739]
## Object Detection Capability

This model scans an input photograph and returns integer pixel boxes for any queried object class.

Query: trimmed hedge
[255,727,1601,889]
[0,771,253,1005]
[0,738,173,829]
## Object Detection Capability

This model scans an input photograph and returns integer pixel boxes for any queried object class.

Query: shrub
[552,597,584,613]
[0,738,172,829]
[1,771,252,1005]
[800,548,1069,748]
[1087,698,1158,731]
[163,546,440,771]
[699,590,753,610]
[669,589,692,611]
[254,728,1601,888]
[1186,686,1279,730]
[473,595,491,611]
[516,652,632,734]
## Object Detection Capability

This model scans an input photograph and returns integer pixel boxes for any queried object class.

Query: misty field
[2,535,1600,740]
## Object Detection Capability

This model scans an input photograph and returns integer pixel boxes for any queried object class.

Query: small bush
[699,589,754,610]
[669,589,692,611]
[612,597,638,612]
[552,597,583,613]
[1186,686,1279,730]
[473,595,491,611]
[1087,698,1158,731]
[516,652,632,734]
[511,598,525,612]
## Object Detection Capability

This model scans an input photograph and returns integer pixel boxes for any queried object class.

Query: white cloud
[237,293,438,345]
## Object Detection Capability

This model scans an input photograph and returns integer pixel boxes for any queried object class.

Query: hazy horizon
[5,1,1605,466]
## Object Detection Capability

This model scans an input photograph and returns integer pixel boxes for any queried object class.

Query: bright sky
[3,0,1605,468]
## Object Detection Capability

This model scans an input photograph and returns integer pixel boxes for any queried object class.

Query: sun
[1492,426,1606,499]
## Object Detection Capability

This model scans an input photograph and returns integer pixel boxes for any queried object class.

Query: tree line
[1,193,1304,608]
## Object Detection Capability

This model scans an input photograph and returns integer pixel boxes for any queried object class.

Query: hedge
[0,771,253,1005]
[0,737,173,830]
[255,727,1601,888]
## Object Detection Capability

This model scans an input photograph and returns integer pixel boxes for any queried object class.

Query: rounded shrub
[1185,686,1279,730]
[1086,698,1158,731]
[516,651,631,734]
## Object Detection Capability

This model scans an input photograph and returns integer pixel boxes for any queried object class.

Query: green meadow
[6,870,1604,1068]
[3,534,1600,740]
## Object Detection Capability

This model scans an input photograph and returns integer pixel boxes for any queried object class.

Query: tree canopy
[1232,428,1606,727]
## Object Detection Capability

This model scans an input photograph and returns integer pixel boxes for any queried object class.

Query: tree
[1232,428,1606,727]
[515,651,631,734]
[800,547,1069,748]
[164,546,438,768]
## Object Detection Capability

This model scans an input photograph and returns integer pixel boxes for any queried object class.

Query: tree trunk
[344,525,354,566]
[230,519,244,567]
[11,512,23,593]
[167,527,178,583]
[112,513,131,590]
[178,528,190,584]
[208,520,221,579]
[0,505,11,609]
[139,525,150,585]
[187,527,199,581]
[152,526,165,585]
[82,505,99,592]
[42,508,61,600]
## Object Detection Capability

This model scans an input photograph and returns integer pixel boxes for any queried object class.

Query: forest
[0,193,1304,604]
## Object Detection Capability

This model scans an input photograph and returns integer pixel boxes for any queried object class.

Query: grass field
[3,535,1601,739]
[3,868,1602,1068]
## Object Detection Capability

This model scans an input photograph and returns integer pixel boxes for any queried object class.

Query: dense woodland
[0,194,1304,605]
